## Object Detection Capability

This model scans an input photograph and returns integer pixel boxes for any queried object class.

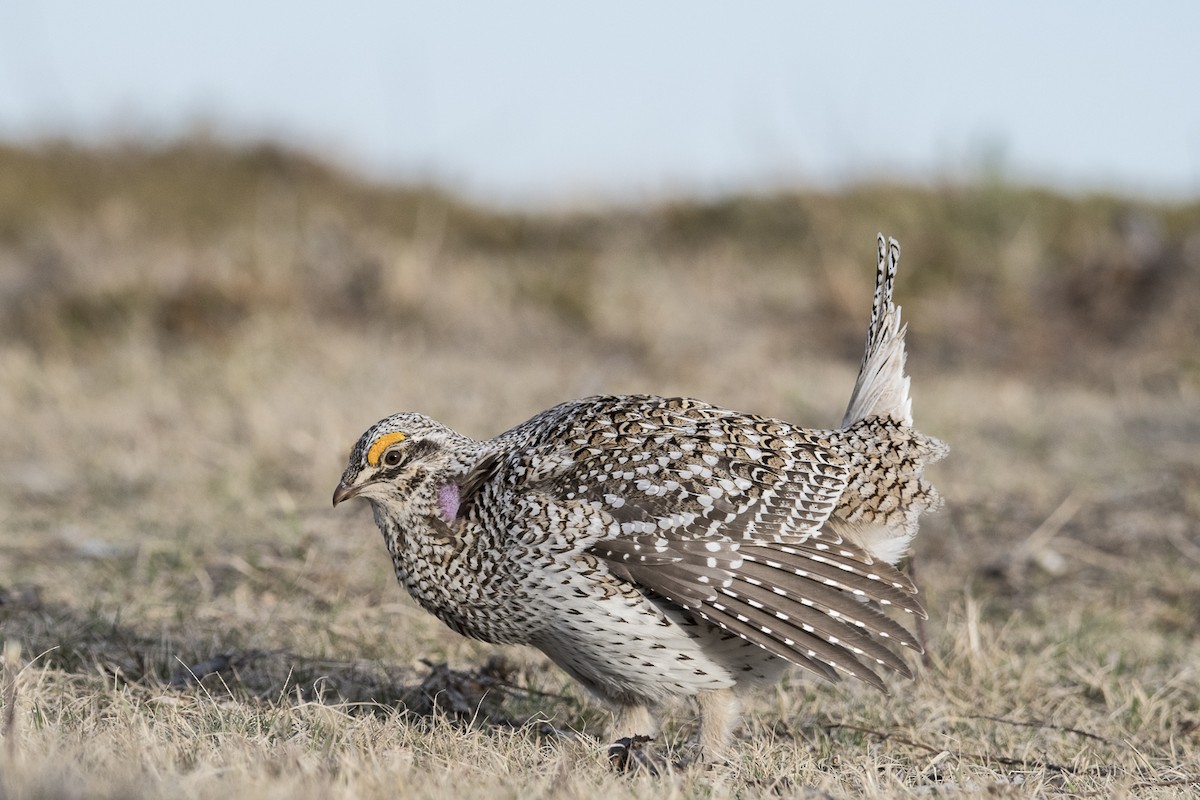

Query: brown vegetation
[1,139,1198,797]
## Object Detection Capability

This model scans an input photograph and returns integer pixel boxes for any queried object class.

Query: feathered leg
[697,688,740,763]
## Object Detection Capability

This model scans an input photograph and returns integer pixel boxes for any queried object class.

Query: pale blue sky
[1,1,1197,205]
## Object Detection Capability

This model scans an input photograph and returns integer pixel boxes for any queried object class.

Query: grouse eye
[382,449,403,467]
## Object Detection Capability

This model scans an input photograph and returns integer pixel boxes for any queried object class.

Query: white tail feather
[842,234,913,428]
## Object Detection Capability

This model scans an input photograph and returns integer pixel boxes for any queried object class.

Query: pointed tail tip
[842,232,912,427]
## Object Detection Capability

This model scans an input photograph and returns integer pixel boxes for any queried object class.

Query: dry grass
[2,140,1199,798]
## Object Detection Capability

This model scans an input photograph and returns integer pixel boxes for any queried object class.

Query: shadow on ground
[0,589,579,734]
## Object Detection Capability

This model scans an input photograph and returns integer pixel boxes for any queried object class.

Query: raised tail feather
[842,234,912,428]
[831,235,947,566]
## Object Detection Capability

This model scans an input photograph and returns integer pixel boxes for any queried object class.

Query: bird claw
[607,735,657,774]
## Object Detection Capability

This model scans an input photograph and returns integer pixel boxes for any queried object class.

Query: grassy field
[2,140,1199,798]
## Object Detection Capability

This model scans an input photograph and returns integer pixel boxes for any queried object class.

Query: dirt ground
[1,141,1199,798]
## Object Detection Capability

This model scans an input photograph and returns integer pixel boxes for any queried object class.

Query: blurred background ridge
[2,1,1198,206]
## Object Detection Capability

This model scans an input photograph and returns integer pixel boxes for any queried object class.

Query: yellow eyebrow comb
[367,431,407,466]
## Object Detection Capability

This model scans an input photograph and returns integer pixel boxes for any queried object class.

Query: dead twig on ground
[823,721,1117,777]
[967,713,1112,744]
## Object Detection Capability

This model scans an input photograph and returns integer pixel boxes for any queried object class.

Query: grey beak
[332,481,359,507]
